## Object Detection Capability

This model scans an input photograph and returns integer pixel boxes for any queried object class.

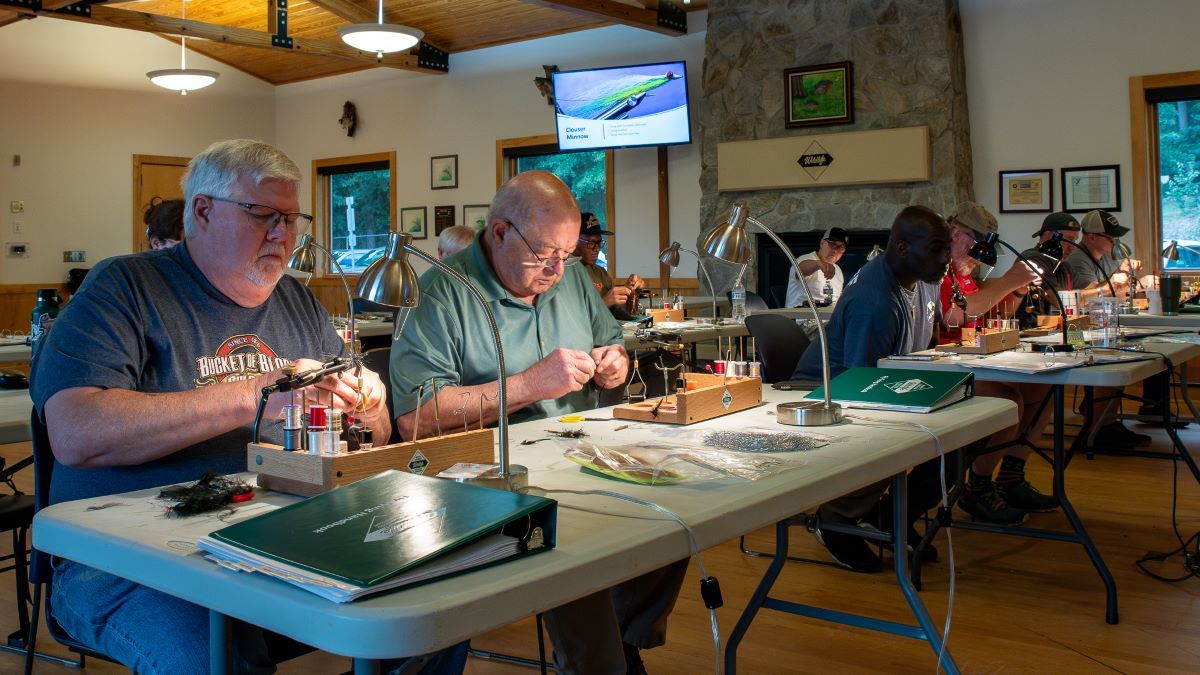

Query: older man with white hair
[31,139,462,673]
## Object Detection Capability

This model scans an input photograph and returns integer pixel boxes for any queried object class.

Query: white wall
[0,81,275,285]
[274,12,707,273]
[961,0,1200,268]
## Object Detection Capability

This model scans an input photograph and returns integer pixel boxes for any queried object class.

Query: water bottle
[731,276,747,323]
[822,277,834,305]
[30,288,61,354]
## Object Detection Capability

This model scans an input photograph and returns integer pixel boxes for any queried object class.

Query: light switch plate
[7,242,29,257]
[63,250,86,263]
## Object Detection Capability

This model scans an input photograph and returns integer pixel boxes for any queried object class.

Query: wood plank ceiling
[1,0,707,85]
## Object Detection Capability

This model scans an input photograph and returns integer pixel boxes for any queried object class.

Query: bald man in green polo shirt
[390,170,688,675]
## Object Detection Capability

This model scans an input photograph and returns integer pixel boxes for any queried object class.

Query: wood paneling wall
[0,283,68,334]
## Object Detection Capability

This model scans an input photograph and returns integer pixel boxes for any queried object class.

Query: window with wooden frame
[312,152,397,276]
[1130,71,1200,274]
[496,135,616,274]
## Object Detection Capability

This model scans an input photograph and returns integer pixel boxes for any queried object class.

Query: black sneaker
[1096,421,1152,448]
[814,528,882,573]
[999,480,1059,512]
[623,642,648,675]
[958,482,1028,526]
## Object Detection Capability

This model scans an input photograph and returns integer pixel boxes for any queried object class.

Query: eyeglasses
[823,239,847,252]
[577,238,602,251]
[205,195,313,233]
[504,220,579,269]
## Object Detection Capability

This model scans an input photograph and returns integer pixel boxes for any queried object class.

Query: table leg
[1052,385,1119,625]
[724,520,789,675]
[891,473,958,674]
[353,658,381,674]
[209,610,232,675]
[1181,361,1200,426]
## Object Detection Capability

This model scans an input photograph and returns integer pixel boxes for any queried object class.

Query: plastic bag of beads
[559,438,789,484]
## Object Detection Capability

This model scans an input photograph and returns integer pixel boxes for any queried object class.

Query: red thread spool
[308,405,328,428]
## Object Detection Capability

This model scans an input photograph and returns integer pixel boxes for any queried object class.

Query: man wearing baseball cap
[1059,210,1156,448]
[786,226,848,307]
[1022,211,1082,290]
[940,202,1058,525]
[573,212,644,318]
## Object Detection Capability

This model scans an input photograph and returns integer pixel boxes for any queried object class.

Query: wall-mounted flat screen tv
[552,60,692,151]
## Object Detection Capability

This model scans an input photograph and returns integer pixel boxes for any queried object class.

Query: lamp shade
[146,68,219,93]
[658,241,681,268]
[355,232,420,308]
[700,203,753,264]
[1113,240,1132,260]
[338,24,423,53]
[1036,232,1065,262]
[287,233,317,273]
[967,232,999,267]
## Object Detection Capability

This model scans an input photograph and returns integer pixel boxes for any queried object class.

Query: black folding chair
[0,453,35,664]
[743,313,812,383]
[23,411,116,674]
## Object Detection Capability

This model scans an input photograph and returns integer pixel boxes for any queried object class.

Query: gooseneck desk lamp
[1162,240,1200,265]
[355,231,526,491]
[289,233,358,352]
[701,202,841,426]
[968,232,1075,352]
[658,241,719,319]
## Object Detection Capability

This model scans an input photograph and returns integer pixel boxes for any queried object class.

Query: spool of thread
[281,404,303,451]
[308,405,328,429]
[748,362,761,379]
[307,430,331,455]
[731,361,746,377]
[713,360,726,374]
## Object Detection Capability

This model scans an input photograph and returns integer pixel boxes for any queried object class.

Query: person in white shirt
[786,227,848,307]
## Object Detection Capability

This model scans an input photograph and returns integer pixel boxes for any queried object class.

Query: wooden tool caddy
[647,307,685,323]
[249,428,494,497]
[612,372,762,425]
[937,327,1021,354]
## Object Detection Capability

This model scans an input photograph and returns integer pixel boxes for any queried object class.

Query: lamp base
[776,401,843,426]
[452,463,529,491]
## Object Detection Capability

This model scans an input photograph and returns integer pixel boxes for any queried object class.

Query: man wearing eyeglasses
[390,170,687,675]
[785,226,848,307]
[574,211,645,318]
[1061,210,1153,294]
[28,140,455,673]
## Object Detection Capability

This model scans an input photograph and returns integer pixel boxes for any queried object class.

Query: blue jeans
[51,560,469,675]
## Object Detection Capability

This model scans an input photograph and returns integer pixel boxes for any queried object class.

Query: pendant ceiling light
[338,0,422,60]
[146,0,218,95]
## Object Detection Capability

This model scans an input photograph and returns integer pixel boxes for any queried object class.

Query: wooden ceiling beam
[40,0,80,10]
[15,5,443,73]
[517,0,685,36]
[0,9,23,28]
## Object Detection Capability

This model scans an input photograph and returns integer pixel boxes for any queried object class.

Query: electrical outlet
[63,250,86,263]
[9,201,23,214]
[11,221,21,235]
[6,242,29,257]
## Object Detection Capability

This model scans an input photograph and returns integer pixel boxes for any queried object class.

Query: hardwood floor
[0,392,1197,674]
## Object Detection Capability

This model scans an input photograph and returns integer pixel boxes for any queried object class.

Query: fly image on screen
[552,61,691,151]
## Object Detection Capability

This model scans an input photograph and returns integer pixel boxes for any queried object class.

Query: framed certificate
[998,169,1053,213]
[1061,165,1120,213]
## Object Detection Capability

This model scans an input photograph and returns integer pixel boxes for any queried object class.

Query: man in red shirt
[939,202,1059,524]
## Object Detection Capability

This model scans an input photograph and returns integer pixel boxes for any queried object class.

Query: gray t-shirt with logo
[31,243,345,504]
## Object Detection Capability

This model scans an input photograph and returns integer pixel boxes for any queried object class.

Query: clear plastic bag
[652,425,833,454]
[559,438,790,485]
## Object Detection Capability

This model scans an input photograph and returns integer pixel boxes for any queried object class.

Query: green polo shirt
[389,235,623,425]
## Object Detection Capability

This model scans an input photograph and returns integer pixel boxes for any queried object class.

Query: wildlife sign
[784,61,854,128]
[798,140,834,181]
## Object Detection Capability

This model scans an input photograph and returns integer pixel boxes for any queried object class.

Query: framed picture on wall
[1061,165,1121,212]
[784,61,854,128]
[431,155,458,190]
[998,169,1053,213]
[400,206,427,240]
[434,205,456,234]
[463,204,490,232]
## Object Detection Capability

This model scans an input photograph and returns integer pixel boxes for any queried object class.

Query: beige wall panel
[717,126,930,192]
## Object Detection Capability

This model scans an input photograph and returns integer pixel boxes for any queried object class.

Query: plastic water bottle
[822,277,834,305]
[731,277,747,323]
